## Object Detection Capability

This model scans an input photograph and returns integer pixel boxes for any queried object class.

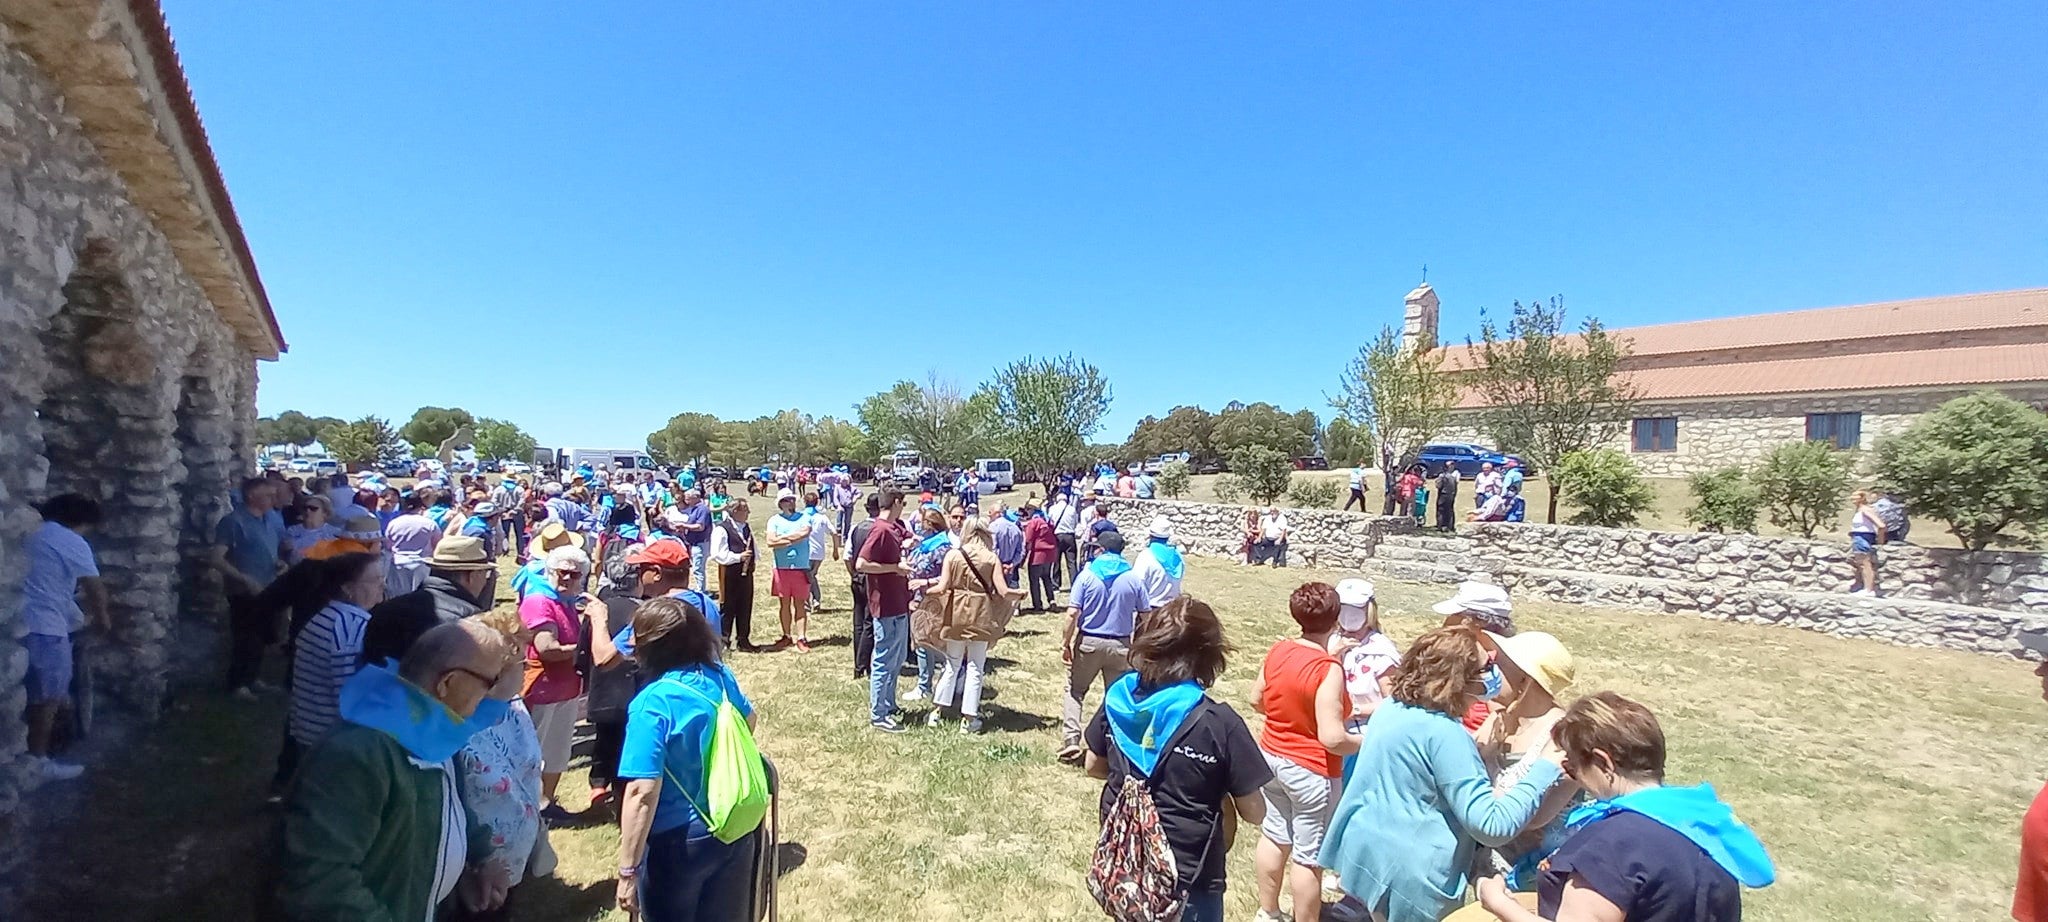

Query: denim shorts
[1851,533,1879,557]
[23,633,73,705]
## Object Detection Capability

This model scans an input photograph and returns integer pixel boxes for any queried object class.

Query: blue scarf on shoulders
[1568,783,1776,888]
[1146,538,1183,579]
[339,661,508,763]
[1104,673,1204,776]
[1087,551,1132,583]
[917,531,954,557]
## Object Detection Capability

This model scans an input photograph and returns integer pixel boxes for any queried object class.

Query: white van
[563,448,657,472]
[974,458,1014,492]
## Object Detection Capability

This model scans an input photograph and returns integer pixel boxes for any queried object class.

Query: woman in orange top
[1251,582,1362,922]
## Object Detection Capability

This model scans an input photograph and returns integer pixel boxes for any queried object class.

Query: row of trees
[1121,402,1323,464]
[645,354,1115,476]
[1328,295,1637,522]
[1552,392,2048,552]
[255,406,539,468]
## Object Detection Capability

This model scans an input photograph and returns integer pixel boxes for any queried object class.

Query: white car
[502,460,531,475]
[287,458,313,473]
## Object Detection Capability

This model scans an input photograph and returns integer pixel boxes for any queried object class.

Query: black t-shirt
[1085,699,1272,894]
[584,590,644,720]
[1538,811,1742,922]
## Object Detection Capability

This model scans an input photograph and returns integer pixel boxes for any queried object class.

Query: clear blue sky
[165,1,2048,449]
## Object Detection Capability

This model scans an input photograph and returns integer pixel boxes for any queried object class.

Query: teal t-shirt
[768,512,810,570]
[617,664,754,834]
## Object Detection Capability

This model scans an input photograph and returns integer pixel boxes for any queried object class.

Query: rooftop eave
[0,0,284,360]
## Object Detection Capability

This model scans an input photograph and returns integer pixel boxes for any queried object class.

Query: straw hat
[429,535,495,571]
[1491,631,1575,698]
[525,521,585,559]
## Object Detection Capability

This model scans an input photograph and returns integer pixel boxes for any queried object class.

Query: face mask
[1337,604,1368,633]
[1480,664,1506,701]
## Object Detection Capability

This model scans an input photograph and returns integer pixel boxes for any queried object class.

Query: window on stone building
[1631,417,1678,452]
[1805,412,1862,450]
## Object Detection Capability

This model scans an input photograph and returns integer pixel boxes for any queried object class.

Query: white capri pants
[934,639,989,717]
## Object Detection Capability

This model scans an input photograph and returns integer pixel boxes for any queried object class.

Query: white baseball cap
[1147,515,1173,539]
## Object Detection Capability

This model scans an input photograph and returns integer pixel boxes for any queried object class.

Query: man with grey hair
[675,488,712,594]
[280,618,515,921]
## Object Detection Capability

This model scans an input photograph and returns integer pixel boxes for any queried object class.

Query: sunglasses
[444,666,498,688]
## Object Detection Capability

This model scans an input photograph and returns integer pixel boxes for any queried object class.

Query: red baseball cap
[624,539,690,569]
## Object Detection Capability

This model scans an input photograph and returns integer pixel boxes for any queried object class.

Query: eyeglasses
[444,666,499,688]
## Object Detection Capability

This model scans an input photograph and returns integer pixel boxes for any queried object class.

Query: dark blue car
[1416,442,1531,478]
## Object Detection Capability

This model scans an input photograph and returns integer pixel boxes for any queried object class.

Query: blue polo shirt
[214,507,283,589]
[1072,558,1151,639]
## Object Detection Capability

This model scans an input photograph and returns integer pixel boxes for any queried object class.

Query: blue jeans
[639,820,759,922]
[1181,889,1224,922]
[689,544,710,594]
[916,648,936,696]
[869,613,910,723]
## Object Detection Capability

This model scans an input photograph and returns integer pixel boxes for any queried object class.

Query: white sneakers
[1253,910,1291,922]
[902,687,927,703]
[29,756,84,784]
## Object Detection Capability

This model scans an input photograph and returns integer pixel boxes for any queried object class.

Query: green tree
[399,406,476,448]
[1323,417,1371,467]
[1468,296,1638,523]
[708,421,754,469]
[1553,449,1654,527]
[1287,477,1341,509]
[647,412,722,466]
[1753,440,1851,538]
[409,440,437,460]
[321,416,399,468]
[256,410,343,447]
[983,353,1113,475]
[1686,467,1761,533]
[1877,391,2048,550]
[853,375,995,467]
[805,415,864,465]
[1229,444,1296,506]
[1211,402,1315,458]
[1123,405,1216,462]
[1156,461,1191,499]
[473,418,538,464]
[1330,325,1459,511]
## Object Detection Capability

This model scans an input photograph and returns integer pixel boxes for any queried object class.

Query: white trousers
[934,639,989,717]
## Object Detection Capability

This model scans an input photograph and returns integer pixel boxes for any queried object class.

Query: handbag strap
[953,548,1000,597]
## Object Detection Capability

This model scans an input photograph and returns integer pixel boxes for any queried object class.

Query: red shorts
[771,567,810,598]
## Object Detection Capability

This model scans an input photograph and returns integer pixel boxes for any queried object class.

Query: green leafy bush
[1686,467,1760,533]
[1753,440,1850,538]
[1156,461,1191,499]
[1212,474,1245,504]
[1228,445,1296,506]
[1553,448,1654,527]
[1876,390,2048,550]
[1287,476,1341,509]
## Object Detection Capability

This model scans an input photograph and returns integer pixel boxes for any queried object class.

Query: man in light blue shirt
[1058,531,1151,763]
[213,476,287,697]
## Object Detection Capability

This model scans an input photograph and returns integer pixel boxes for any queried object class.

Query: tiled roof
[1454,341,2048,407]
[1440,287,2048,370]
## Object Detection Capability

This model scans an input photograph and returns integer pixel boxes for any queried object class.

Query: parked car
[702,465,728,480]
[287,457,314,473]
[1293,456,1330,471]
[1416,442,1531,478]
[502,460,531,475]
[1192,458,1226,475]
[380,459,415,478]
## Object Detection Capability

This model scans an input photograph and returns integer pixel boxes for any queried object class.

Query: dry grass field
[18,496,2038,921]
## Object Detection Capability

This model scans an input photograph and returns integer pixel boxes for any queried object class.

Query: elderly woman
[926,515,1026,733]
[449,610,553,922]
[1475,692,1773,922]
[614,596,764,921]
[1475,632,1582,891]
[520,544,590,823]
[903,506,958,702]
[286,495,341,563]
[1318,628,1561,922]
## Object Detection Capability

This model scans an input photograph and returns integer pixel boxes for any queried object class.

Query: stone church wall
[0,21,256,865]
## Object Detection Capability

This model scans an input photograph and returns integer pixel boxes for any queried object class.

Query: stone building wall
[0,19,256,837]
[1463,523,2048,614]
[1441,384,2048,477]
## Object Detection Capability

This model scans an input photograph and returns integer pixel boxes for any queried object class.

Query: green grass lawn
[21,499,2038,921]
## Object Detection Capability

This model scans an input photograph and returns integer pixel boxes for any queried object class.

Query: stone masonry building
[0,0,281,856]
[1404,283,2048,475]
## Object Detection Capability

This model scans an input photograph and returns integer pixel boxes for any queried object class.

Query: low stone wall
[1462,523,2048,616]
[1091,498,1418,569]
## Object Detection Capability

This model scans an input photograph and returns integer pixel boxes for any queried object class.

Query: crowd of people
[8,453,1965,922]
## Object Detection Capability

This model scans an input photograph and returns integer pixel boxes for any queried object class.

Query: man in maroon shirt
[856,489,915,733]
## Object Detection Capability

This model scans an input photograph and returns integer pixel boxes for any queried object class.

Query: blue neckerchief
[1004,509,1020,523]
[464,515,489,535]
[1568,783,1776,888]
[427,505,451,527]
[1088,552,1132,583]
[1104,673,1205,776]
[338,661,509,763]
[615,523,642,541]
[917,531,954,556]
[512,561,562,602]
[1146,539,1184,579]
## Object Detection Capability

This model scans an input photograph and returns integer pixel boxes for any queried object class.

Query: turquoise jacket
[1319,700,1561,922]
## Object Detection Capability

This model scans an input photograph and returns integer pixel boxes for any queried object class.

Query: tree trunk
[1546,483,1561,524]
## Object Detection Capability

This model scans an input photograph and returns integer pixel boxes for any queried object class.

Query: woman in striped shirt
[288,553,388,751]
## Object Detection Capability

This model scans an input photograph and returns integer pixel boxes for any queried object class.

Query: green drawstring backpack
[662,675,771,843]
